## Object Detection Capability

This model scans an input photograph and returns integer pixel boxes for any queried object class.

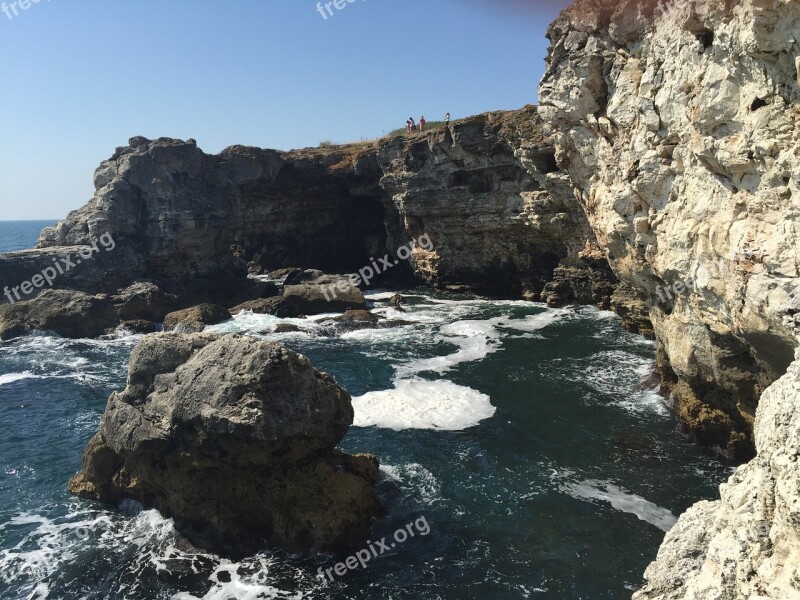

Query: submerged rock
[0,289,119,340]
[68,333,382,557]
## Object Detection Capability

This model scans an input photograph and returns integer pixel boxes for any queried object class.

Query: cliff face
[35,138,387,302]
[634,349,800,599]
[376,107,597,297]
[3,109,614,309]
[539,0,800,596]
[540,0,800,461]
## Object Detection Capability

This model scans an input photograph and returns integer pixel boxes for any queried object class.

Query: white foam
[0,371,43,387]
[499,309,567,333]
[562,480,678,531]
[352,378,495,430]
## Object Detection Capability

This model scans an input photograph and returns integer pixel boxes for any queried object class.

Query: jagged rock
[334,309,380,324]
[283,274,366,315]
[0,289,119,340]
[112,281,178,322]
[540,0,800,459]
[231,297,301,318]
[377,106,603,297]
[389,293,405,308]
[68,333,382,557]
[634,354,800,599]
[119,320,159,334]
[163,304,231,333]
[274,324,302,333]
[227,281,280,308]
[267,267,303,282]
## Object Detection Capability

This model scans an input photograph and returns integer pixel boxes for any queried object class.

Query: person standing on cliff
[445,112,451,127]
[410,117,416,132]
[406,119,412,134]
[420,116,426,131]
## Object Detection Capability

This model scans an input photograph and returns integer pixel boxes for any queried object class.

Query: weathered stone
[113,281,177,322]
[283,274,366,315]
[231,297,301,318]
[0,289,118,340]
[69,333,382,557]
[163,304,231,333]
[540,0,800,459]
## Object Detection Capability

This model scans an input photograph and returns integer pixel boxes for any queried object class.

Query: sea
[0,220,730,599]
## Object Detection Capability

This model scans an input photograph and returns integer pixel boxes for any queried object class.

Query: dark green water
[0,283,730,599]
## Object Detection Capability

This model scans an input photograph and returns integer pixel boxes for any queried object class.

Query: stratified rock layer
[69,333,381,557]
[540,0,800,460]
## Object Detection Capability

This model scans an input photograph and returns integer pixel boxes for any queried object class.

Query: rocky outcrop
[162,304,231,333]
[69,333,382,557]
[376,106,611,298]
[283,273,366,315]
[634,352,800,599]
[0,108,617,319]
[0,289,118,340]
[540,0,800,460]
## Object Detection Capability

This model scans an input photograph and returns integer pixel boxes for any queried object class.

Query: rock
[0,289,119,340]
[119,320,159,334]
[274,324,301,333]
[112,281,178,322]
[634,354,800,600]
[539,0,800,458]
[267,268,303,282]
[68,333,382,557]
[231,297,301,318]
[163,304,231,333]
[283,274,366,315]
[389,293,406,311]
[227,281,280,308]
[284,269,324,285]
[334,309,380,324]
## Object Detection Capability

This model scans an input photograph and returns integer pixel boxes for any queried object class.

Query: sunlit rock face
[540,0,800,461]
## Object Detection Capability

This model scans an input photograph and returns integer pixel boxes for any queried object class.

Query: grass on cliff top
[318,121,448,148]
[384,121,447,137]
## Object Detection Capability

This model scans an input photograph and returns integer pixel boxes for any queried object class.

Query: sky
[0,0,571,221]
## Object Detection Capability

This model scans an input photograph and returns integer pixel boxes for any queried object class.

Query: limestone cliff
[540,0,800,461]
[539,0,800,596]
[1,110,615,311]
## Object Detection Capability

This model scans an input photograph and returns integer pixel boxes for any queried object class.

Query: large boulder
[0,289,119,340]
[283,274,366,314]
[112,281,178,322]
[163,304,231,333]
[68,333,382,557]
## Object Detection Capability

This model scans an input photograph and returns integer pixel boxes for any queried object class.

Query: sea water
[0,222,730,599]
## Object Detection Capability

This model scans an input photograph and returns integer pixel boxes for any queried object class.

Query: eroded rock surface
[540,0,800,460]
[69,333,381,557]
[634,353,800,600]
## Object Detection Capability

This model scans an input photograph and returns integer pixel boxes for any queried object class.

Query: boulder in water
[68,333,382,557]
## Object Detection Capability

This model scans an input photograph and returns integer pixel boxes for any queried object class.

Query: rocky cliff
[0,108,619,322]
[539,0,800,596]
[540,0,800,462]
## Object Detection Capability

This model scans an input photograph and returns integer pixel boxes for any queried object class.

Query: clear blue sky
[0,0,570,221]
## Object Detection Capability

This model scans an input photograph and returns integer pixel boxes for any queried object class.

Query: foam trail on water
[562,479,678,531]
